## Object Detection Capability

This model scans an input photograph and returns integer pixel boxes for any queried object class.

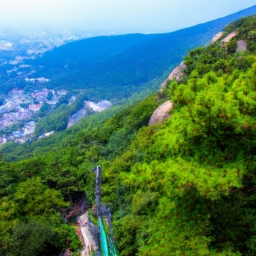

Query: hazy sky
[0,0,256,33]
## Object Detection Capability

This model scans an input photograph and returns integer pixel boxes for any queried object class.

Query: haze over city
[0,0,256,34]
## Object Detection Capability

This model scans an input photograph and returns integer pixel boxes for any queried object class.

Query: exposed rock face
[77,213,97,256]
[237,40,247,52]
[160,62,186,92]
[160,78,169,92]
[67,108,86,128]
[85,100,112,112]
[149,100,173,126]
[168,61,186,81]
[222,31,237,43]
[211,32,223,43]
[67,100,112,128]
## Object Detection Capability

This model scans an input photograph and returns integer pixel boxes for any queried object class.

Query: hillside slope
[108,15,256,255]
[29,33,158,68]
[1,14,256,256]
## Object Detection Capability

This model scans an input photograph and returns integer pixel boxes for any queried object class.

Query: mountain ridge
[24,5,256,100]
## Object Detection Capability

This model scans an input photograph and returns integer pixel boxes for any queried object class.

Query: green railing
[95,165,118,256]
[99,217,118,256]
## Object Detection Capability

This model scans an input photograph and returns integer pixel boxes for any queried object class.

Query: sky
[0,0,256,33]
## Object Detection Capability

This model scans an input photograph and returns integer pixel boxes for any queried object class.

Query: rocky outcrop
[168,61,186,81]
[211,31,247,52]
[237,40,247,52]
[211,32,223,43]
[77,213,98,256]
[67,108,87,128]
[222,31,237,43]
[67,100,112,128]
[149,100,173,126]
[160,62,186,92]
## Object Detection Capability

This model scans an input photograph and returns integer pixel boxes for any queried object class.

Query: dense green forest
[1,15,256,255]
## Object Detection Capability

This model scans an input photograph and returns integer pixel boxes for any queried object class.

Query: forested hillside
[1,15,256,256]
[109,16,256,255]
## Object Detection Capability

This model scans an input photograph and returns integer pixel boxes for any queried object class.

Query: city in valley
[0,87,112,145]
[0,87,67,144]
[0,29,114,146]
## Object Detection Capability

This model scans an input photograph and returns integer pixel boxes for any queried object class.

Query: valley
[0,87,112,145]
[0,87,66,144]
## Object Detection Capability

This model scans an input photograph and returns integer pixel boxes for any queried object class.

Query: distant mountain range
[20,4,256,101]
[0,5,256,102]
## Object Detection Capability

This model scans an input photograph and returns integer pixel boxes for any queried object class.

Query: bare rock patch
[237,40,247,52]
[211,32,223,43]
[222,31,237,43]
[149,100,173,126]
[160,62,186,92]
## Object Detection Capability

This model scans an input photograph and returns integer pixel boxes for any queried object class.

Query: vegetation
[0,92,162,255]
[1,15,256,255]
[107,16,256,255]
[34,91,88,136]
